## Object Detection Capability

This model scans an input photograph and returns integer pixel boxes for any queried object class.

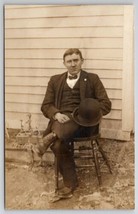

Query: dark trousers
[51,117,99,189]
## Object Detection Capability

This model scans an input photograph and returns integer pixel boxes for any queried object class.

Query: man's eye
[67,59,79,63]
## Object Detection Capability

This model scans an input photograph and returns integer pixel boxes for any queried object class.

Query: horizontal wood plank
[5,27,123,39]
[101,119,122,129]
[5,16,123,29]
[106,89,122,99]
[5,111,47,130]
[5,49,123,60]
[103,110,121,120]
[5,86,122,99]
[5,5,124,19]
[101,129,131,140]
[6,111,122,131]
[5,38,123,49]
[6,114,128,140]
[5,102,122,120]
[5,58,122,70]
[5,93,122,110]
[5,76,122,89]
[5,94,44,105]
[6,103,42,114]
[5,85,47,96]
[5,68,122,78]
[5,5,56,9]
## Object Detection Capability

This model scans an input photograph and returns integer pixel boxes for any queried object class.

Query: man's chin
[69,70,80,75]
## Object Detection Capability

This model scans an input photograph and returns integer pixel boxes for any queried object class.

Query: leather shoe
[58,187,72,195]
[50,191,73,203]
[42,132,57,151]
[32,132,57,157]
[64,181,79,193]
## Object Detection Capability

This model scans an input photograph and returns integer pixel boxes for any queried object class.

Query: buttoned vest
[60,79,80,113]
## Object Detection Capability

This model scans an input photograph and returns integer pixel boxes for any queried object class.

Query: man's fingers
[56,113,70,123]
[63,115,70,121]
[60,115,70,123]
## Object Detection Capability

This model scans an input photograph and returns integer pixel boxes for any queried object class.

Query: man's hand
[54,113,70,123]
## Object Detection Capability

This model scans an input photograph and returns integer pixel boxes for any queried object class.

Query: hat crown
[78,98,100,121]
[73,98,102,127]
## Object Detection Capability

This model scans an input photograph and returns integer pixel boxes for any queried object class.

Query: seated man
[41,48,111,196]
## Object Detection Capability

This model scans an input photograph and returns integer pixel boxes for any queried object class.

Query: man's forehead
[64,53,81,61]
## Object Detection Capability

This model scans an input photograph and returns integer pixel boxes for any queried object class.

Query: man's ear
[81,58,84,64]
[63,61,67,68]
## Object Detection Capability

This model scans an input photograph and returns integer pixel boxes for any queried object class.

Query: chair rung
[74,155,94,159]
[74,148,93,151]
[76,164,95,168]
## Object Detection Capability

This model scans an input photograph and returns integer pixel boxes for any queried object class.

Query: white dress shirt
[66,72,81,89]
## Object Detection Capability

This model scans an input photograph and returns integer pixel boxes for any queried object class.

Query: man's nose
[71,61,76,66]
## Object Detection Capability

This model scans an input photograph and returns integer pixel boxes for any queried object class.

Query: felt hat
[73,98,102,127]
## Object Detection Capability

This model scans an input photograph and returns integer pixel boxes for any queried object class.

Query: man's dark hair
[63,48,83,61]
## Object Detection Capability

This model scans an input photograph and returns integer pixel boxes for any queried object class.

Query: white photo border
[1,0,137,213]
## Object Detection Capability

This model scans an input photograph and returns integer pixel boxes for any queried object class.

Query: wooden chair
[54,134,112,192]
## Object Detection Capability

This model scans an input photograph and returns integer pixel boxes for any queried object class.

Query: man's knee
[52,120,79,141]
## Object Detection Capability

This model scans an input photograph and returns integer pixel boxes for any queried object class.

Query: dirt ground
[5,136,135,210]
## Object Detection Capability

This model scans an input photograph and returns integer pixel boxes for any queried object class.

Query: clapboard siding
[5,101,121,114]
[5,49,123,59]
[5,69,122,78]
[5,112,122,133]
[5,38,123,49]
[5,103,121,120]
[5,27,123,39]
[6,59,122,70]
[5,5,134,140]
[5,16,124,29]
[5,76,122,89]
[5,94,122,109]
[5,86,122,100]
[5,5,124,18]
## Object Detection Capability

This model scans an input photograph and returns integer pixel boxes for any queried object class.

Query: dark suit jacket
[41,70,111,135]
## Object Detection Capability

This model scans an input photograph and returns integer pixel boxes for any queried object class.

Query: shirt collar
[67,70,81,79]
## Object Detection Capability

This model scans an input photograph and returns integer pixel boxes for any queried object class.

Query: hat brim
[72,107,102,127]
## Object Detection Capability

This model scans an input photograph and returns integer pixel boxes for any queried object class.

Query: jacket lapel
[80,70,88,100]
[55,72,67,108]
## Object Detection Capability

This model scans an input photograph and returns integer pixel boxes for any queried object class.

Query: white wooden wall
[5,5,134,140]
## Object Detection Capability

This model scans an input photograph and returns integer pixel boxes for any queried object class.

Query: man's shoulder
[51,72,67,79]
[82,70,99,79]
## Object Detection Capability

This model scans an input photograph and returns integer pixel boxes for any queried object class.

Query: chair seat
[73,133,100,142]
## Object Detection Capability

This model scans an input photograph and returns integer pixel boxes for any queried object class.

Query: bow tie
[68,75,78,80]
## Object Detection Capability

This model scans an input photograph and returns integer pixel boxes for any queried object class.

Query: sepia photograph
[4,4,134,209]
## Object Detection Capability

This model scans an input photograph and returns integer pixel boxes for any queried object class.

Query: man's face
[63,53,84,75]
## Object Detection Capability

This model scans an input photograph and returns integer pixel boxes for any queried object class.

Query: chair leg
[96,139,112,174]
[91,140,102,186]
[55,156,59,192]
